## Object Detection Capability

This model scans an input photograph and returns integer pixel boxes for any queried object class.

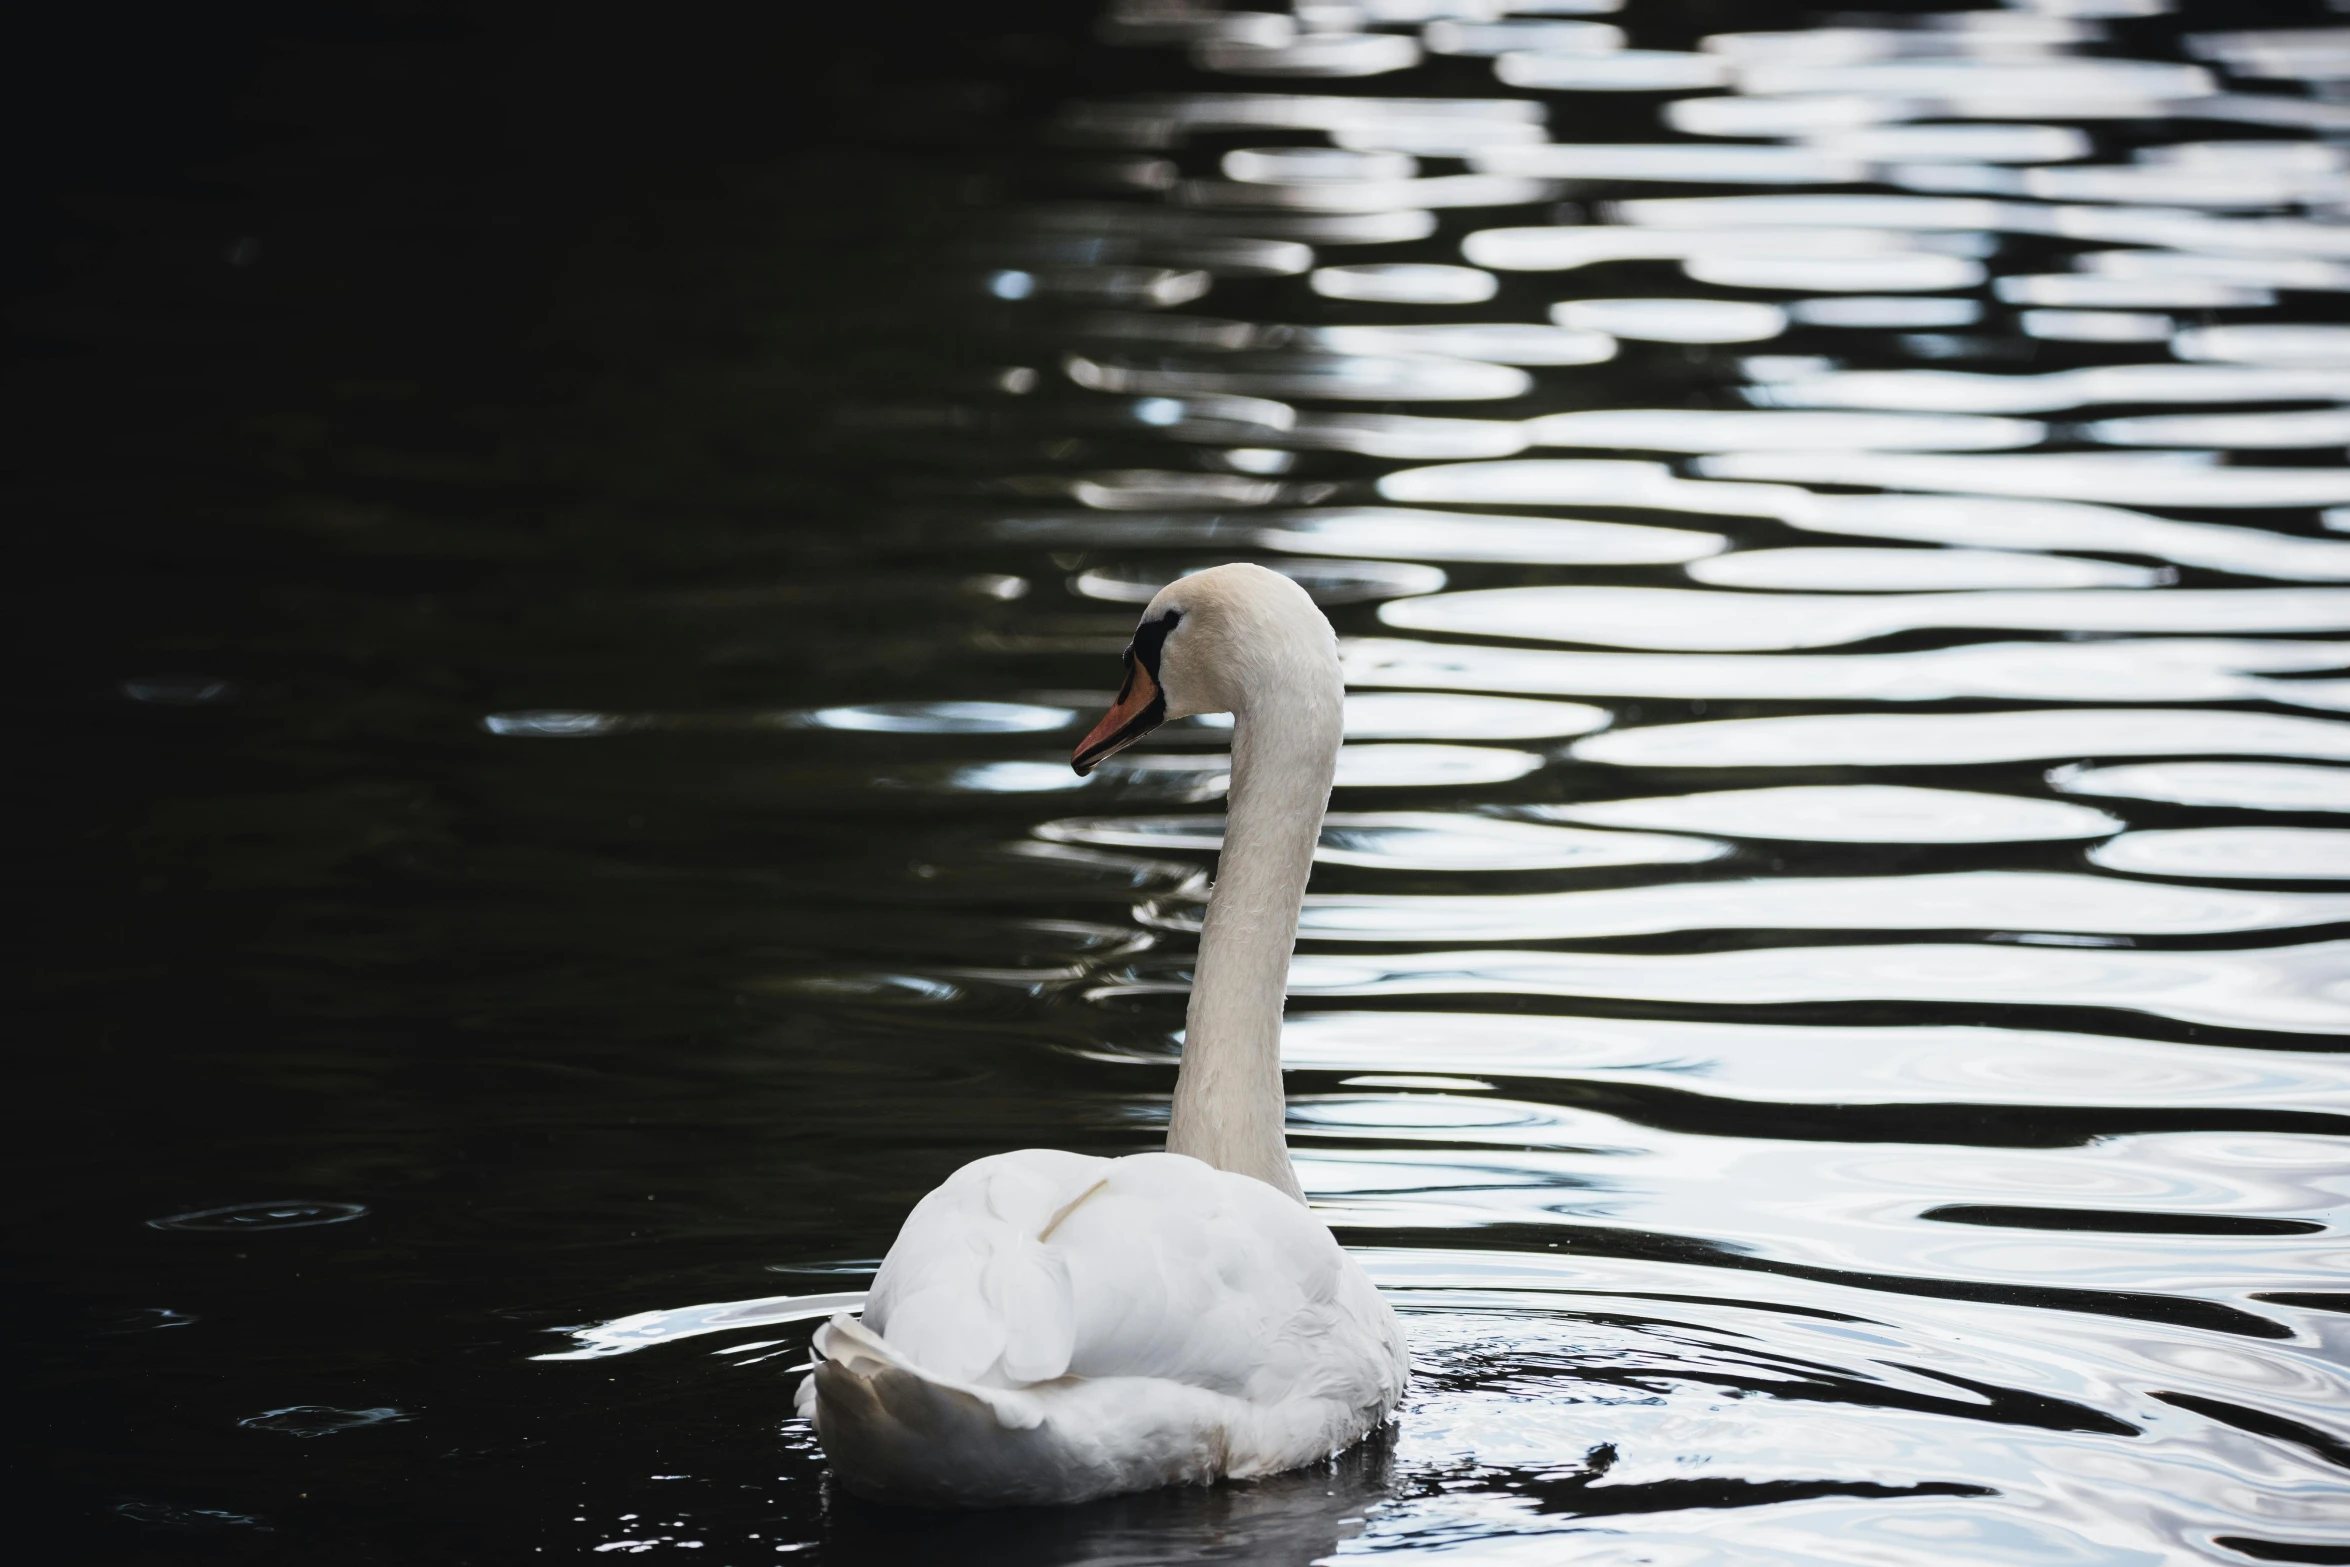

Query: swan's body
[798,1149,1402,1506]
[798,564,1408,1506]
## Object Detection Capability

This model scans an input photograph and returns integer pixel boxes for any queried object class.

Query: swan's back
[802,1149,1406,1506]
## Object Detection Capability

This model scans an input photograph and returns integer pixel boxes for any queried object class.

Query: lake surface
[11,1,2350,1561]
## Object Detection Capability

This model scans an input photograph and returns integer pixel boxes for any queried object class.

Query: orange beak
[1072,654,1165,775]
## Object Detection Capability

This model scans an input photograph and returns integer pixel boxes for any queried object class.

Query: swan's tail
[797,1314,1229,1508]
[798,1314,1063,1507]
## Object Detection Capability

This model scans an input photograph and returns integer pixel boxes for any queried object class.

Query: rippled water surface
[14,1,2350,1562]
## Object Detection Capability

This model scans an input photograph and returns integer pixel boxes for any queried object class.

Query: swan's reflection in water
[820,1430,1396,1567]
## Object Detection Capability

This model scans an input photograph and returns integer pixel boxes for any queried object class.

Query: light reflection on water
[1539,782,2125,842]
[37,1,2350,1564]
[1382,581,2350,650]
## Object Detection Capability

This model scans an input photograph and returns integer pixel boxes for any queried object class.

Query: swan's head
[1072,563,1335,775]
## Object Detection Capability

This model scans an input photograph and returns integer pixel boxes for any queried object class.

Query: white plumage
[797,1149,1406,1506]
[796,566,1409,1506]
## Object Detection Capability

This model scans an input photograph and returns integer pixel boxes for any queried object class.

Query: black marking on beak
[1072,609,1179,775]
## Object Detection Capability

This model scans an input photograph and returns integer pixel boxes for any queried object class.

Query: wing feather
[866,1148,1398,1408]
[865,1149,1105,1387]
[821,1148,1408,1504]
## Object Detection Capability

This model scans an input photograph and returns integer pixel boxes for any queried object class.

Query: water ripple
[1265,942,2350,1035]
[146,1201,368,1233]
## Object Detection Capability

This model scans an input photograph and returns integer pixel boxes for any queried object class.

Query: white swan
[795,563,1407,1507]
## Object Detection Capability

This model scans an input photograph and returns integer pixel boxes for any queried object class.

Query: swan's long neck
[1166,639,1343,1203]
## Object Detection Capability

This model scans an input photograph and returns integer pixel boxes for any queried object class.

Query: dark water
[11,1,2350,1561]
